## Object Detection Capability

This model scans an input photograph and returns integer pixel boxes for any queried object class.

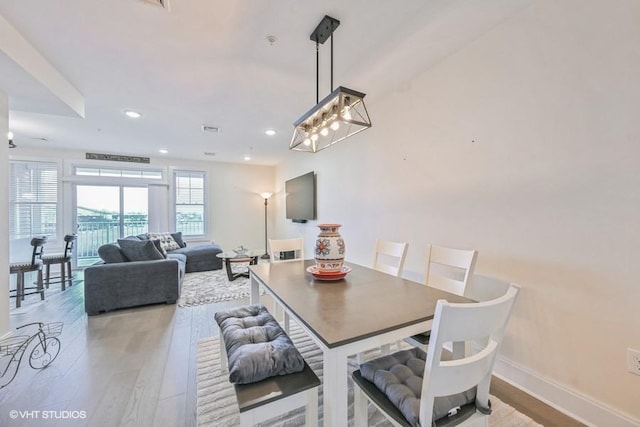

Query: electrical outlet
[627,348,640,376]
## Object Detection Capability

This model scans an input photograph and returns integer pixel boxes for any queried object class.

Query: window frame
[9,159,61,242]
[173,169,207,238]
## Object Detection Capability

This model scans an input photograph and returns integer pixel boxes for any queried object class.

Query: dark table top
[249,259,470,348]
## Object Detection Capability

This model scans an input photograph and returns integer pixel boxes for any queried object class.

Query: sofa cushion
[147,232,181,251]
[171,232,187,248]
[169,243,222,273]
[117,239,165,262]
[98,243,128,263]
[214,304,305,384]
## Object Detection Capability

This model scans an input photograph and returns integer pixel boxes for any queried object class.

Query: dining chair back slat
[372,240,408,277]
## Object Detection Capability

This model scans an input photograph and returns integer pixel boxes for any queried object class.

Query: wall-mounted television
[285,171,316,223]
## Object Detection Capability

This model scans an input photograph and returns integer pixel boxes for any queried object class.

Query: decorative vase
[315,224,345,273]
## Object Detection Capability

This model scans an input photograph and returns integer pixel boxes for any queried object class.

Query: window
[9,161,58,240]
[175,171,205,236]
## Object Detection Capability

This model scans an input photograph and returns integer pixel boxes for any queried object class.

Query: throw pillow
[98,243,128,263]
[117,239,164,262]
[170,232,187,248]
[150,239,167,258]
[147,232,181,251]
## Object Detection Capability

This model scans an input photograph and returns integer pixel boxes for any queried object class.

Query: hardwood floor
[1,274,585,426]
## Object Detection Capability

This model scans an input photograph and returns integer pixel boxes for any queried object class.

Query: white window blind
[10,161,58,240]
[175,171,205,236]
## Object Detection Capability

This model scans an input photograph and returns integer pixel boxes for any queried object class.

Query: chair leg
[60,262,66,291]
[15,273,23,308]
[38,269,45,301]
[66,261,73,287]
[45,264,51,289]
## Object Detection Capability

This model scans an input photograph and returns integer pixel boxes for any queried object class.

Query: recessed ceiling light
[243,155,251,161]
[159,149,168,154]
[124,110,141,118]
[265,129,277,136]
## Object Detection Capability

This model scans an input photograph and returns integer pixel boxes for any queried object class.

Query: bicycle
[0,322,63,389]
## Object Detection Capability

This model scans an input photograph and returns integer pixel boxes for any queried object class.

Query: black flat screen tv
[285,171,316,223]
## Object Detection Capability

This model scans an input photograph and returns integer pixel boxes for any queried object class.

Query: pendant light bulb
[330,121,340,131]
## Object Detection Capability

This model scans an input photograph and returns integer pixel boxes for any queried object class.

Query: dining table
[249,259,471,427]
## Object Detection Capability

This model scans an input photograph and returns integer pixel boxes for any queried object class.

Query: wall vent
[202,125,220,133]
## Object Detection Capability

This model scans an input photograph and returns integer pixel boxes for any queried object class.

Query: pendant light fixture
[290,15,372,153]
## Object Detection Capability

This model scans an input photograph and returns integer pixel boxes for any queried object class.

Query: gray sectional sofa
[84,232,222,315]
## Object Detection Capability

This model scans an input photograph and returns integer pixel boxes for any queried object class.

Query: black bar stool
[42,234,77,291]
[9,237,47,308]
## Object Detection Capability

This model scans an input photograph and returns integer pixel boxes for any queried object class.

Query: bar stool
[42,234,77,291]
[9,236,47,308]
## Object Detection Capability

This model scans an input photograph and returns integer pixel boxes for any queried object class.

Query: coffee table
[216,250,261,281]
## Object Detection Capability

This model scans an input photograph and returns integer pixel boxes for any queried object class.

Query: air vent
[202,125,220,133]
[140,0,170,10]
[204,152,216,156]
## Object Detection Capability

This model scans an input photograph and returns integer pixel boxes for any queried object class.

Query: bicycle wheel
[28,337,61,369]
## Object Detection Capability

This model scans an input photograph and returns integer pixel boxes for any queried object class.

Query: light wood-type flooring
[1,273,585,426]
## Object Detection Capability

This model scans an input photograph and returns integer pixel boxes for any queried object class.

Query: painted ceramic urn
[315,224,345,273]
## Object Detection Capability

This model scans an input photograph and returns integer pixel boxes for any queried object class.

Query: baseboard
[493,353,640,427]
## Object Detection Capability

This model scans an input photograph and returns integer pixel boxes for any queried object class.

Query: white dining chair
[353,284,520,427]
[359,239,408,362]
[372,239,408,277]
[268,238,304,263]
[404,244,478,353]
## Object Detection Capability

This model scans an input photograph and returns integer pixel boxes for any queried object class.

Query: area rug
[196,325,543,427]
[178,267,264,307]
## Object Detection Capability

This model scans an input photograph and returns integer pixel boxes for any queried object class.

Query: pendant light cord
[316,41,319,104]
[330,33,334,91]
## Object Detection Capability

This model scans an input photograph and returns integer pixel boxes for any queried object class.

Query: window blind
[9,161,58,240]
[175,171,205,236]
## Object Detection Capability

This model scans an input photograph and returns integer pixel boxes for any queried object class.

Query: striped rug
[196,325,542,426]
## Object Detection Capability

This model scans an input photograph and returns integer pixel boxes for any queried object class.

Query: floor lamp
[260,192,273,259]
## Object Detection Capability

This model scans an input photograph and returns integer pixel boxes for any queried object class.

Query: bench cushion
[360,348,488,426]
[214,304,305,384]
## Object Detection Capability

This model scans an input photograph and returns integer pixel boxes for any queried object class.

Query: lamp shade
[290,86,371,153]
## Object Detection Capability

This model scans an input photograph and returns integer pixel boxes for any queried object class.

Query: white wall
[274,0,640,424]
[9,146,275,254]
[0,91,9,337]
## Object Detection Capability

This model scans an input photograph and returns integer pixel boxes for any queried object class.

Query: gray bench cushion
[214,304,305,385]
[360,348,489,426]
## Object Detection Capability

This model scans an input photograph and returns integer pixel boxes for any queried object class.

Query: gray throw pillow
[170,232,187,248]
[98,243,128,263]
[150,239,167,258]
[117,239,164,261]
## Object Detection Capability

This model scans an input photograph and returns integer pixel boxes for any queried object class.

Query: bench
[214,304,320,427]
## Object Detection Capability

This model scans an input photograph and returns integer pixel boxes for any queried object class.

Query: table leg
[323,349,348,427]
[224,259,234,281]
[250,274,260,305]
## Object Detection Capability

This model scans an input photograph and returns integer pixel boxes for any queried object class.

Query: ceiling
[0,0,531,165]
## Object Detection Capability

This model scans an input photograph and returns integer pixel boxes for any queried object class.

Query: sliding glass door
[75,185,148,266]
